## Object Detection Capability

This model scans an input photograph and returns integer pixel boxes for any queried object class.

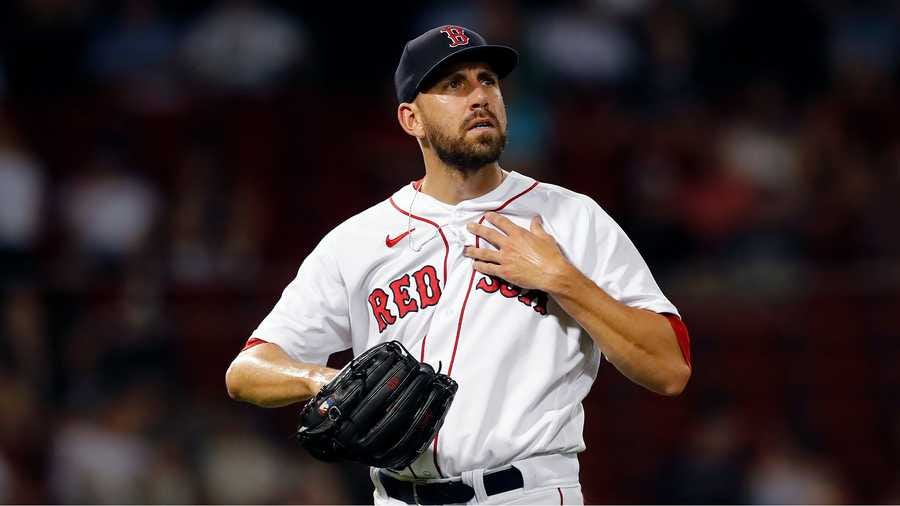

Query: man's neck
[419,156,506,206]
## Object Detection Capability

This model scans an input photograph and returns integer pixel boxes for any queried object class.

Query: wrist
[309,367,339,395]
[543,260,585,297]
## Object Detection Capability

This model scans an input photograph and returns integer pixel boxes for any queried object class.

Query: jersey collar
[390,170,536,220]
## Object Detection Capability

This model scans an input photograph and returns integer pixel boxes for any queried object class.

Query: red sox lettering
[368,265,442,332]
[475,274,548,315]
[367,267,549,333]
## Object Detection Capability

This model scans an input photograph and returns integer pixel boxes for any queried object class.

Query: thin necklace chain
[406,179,424,251]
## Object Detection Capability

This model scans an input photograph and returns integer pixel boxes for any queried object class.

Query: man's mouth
[467,118,496,131]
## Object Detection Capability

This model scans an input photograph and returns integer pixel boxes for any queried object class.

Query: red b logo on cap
[440,26,469,47]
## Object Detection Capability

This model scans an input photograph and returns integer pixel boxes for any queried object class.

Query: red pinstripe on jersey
[387,183,452,363]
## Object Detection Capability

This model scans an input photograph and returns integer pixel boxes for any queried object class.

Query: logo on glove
[318,397,335,416]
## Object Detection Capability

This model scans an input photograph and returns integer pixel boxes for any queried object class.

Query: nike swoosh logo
[386,228,415,248]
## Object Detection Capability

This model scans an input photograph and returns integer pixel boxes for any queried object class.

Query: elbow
[661,362,691,397]
[225,360,246,401]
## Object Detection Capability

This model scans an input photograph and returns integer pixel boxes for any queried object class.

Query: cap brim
[411,45,519,102]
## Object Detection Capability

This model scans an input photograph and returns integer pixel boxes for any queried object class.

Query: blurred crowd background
[1,0,899,503]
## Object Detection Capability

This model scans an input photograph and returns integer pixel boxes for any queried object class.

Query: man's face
[414,62,508,172]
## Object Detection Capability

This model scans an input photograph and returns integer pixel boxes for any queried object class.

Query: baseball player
[226,25,692,505]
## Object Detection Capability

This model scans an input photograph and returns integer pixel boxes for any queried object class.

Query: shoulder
[324,199,395,243]
[299,198,399,278]
[525,179,615,224]
[531,181,596,206]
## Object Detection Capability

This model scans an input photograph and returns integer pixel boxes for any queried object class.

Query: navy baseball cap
[395,25,518,103]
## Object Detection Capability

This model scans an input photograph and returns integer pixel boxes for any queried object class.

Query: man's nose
[468,82,489,110]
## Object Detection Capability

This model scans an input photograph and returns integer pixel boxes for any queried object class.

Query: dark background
[1,0,899,503]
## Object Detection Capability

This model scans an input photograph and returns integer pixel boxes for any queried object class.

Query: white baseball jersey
[251,170,679,479]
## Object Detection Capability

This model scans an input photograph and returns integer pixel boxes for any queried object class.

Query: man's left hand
[464,212,575,292]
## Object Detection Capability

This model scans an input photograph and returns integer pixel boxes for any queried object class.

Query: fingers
[469,213,551,250]
[466,222,508,248]
[529,215,548,236]
[484,212,524,236]
[472,260,501,277]
[464,246,501,263]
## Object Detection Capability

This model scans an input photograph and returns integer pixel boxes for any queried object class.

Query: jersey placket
[416,207,476,479]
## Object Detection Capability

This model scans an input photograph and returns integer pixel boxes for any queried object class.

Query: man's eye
[448,79,462,89]
[482,77,496,86]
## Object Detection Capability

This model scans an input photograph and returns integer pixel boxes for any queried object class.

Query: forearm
[225,342,339,407]
[547,266,690,396]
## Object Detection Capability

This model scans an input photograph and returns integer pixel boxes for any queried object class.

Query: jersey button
[423,471,434,478]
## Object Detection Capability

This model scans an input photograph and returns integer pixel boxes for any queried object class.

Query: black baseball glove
[295,341,457,470]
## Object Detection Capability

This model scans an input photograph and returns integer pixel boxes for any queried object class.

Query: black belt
[378,466,524,505]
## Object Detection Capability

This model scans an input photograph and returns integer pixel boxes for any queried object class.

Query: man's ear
[397,101,426,139]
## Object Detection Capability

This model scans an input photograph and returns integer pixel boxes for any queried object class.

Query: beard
[423,117,507,172]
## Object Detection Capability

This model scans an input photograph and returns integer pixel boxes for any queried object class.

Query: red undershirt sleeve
[661,313,691,368]
[241,337,269,352]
